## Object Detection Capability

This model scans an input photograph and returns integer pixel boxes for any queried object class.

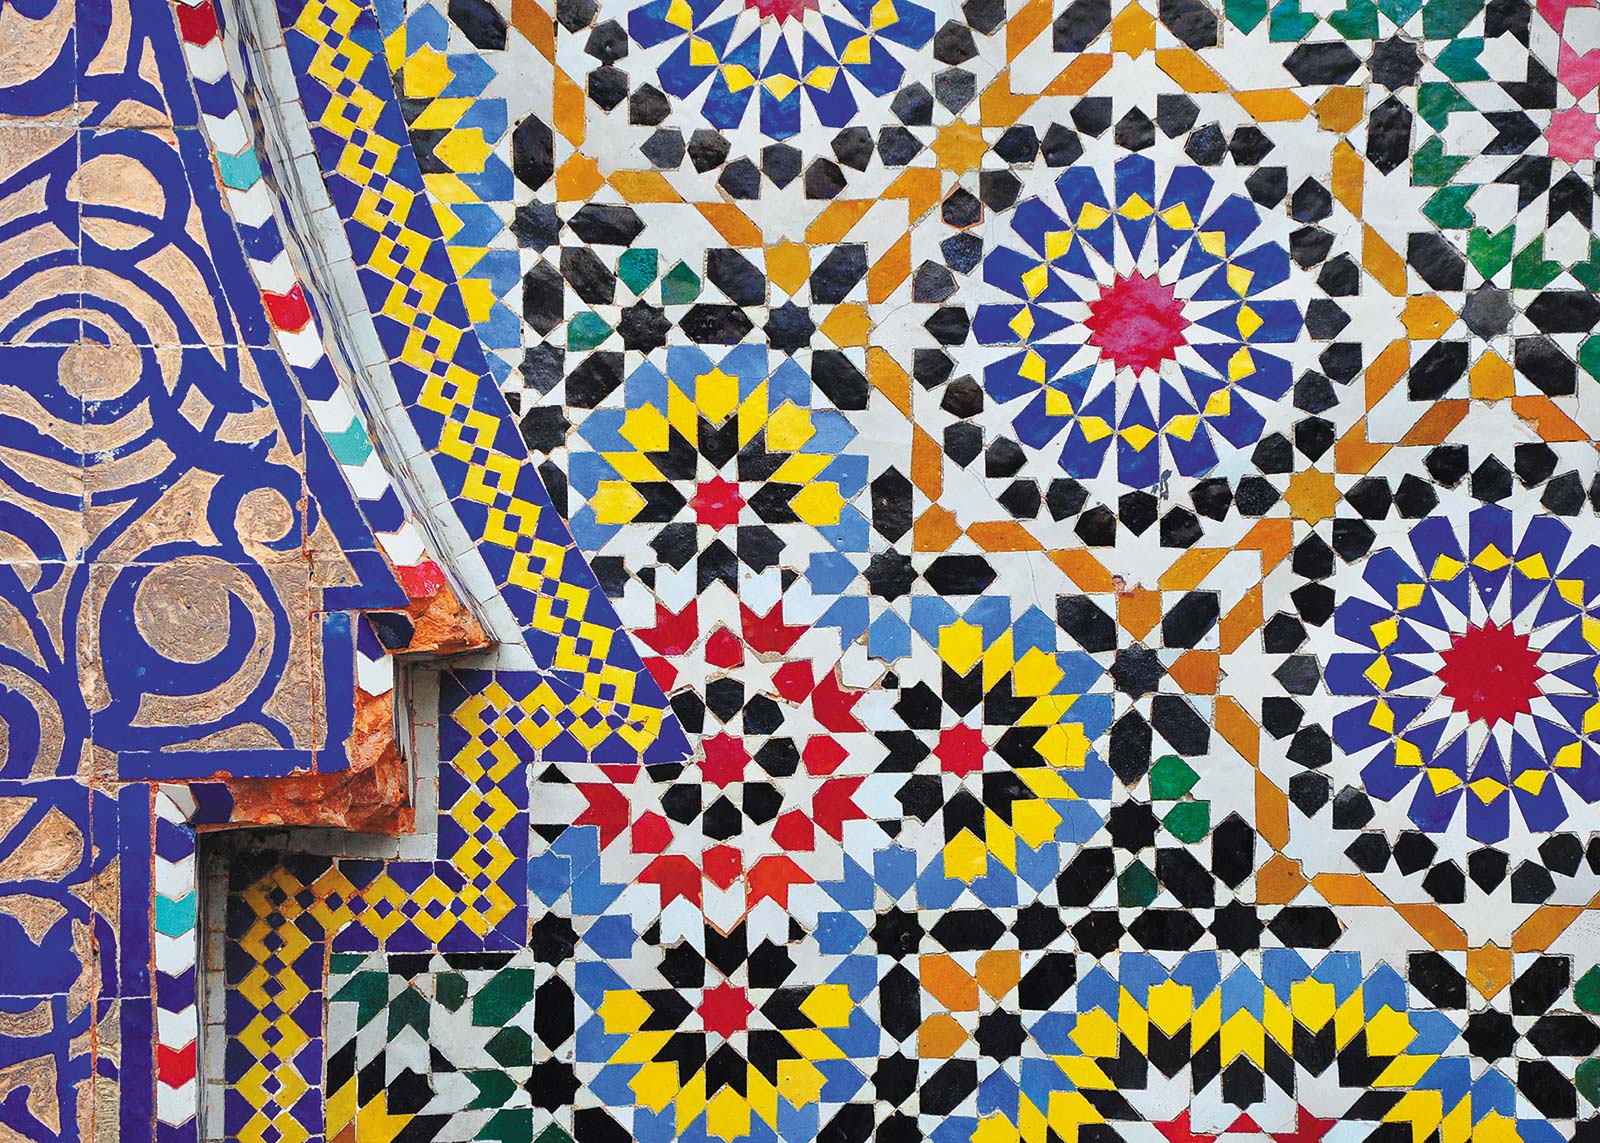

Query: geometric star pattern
[8,0,1600,1140]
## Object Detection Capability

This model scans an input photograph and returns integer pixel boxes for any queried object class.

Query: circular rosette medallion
[974,152,1307,490]
[629,0,934,139]
[1327,504,1600,843]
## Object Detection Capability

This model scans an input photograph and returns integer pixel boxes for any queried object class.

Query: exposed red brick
[224,690,414,835]
[407,581,489,656]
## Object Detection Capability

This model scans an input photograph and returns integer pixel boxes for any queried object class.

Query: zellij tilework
[6,0,1600,1138]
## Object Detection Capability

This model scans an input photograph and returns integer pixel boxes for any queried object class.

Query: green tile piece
[1467,226,1515,277]
[1579,1059,1600,1108]
[483,1109,536,1143]
[1327,0,1379,38]
[473,967,536,1025]
[387,985,431,1039]
[485,1026,533,1069]
[1582,336,1600,382]
[1421,0,1482,39]
[437,970,469,1012]
[466,1070,520,1110]
[1576,965,1600,1013]
[1150,755,1200,800]
[1410,138,1468,186]
[568,312,613,350]
[618,248,659,294]
[1119,861,1159,907]
[1268,0,1318,39]
[1226,0,1268,30]
[328,969,391,1028]
[1511,237,1563,289]
[1434,38,1486,81]
[1422,186,1475,230]
[661,259,702,303]
[1162,801,1211,844]
[329,953,365,975]
[1375,0,1423,23]
[1417,83,1471,131]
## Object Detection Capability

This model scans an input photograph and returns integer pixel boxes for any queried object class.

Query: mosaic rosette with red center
[1327,504,1600,842]
[973,153,1307,490]
[627,0,935,139]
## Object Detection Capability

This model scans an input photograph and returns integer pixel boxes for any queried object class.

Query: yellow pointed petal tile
[592,481,647,524]
[800,983,854,1028]
[792,482,846,526]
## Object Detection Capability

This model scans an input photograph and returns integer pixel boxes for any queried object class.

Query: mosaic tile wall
[5,0,1600,1138]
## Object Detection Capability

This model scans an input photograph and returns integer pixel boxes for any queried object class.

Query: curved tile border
[221,0,690,765]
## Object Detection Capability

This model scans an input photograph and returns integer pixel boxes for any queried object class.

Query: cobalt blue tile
[110,784,151,997]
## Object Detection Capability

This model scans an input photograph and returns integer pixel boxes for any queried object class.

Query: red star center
[935,725,986,776]
[1436,620,1544,727]
[700,983,753,1038]
[1084,271,1190,376]
[693,475,745,529]
[743,0,818,21]
[701,732,750,787]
